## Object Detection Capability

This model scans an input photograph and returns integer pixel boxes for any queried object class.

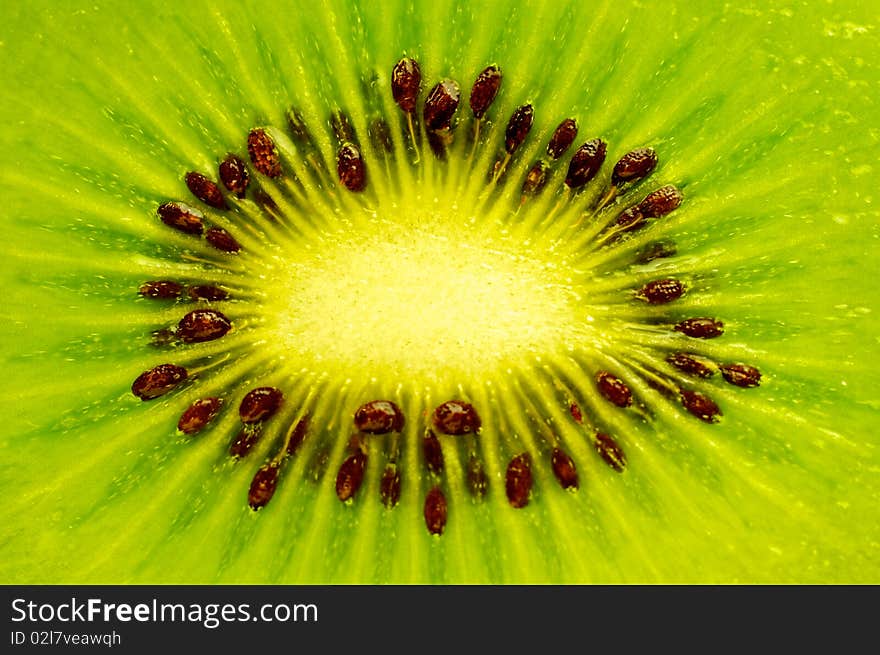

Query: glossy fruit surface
[0,0,878,584]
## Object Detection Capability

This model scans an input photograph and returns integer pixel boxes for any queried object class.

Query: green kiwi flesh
[1,0,879,584]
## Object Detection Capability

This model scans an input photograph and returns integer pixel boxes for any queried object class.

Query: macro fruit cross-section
[0,0,878,584]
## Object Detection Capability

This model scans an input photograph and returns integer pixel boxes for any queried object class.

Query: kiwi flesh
[1,0,878,584]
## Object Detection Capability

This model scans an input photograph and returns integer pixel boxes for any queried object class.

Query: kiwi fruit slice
[1,1,878,584]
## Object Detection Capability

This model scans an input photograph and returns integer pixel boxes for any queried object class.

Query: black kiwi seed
[674,317,725,339]
[666,352,715,378]
[230,425,263,459]
[185,171,228,210]
[680,389,722,423]
[205,226,241,253]
[595,371,633,408]
[506,453,533,508]
[157,201,205,236]
[611,147,658,187]
[638,278,685,304]
[286,415,310,456]
[424,486,448,535]
[565,139,607,189]
[638,184,683,218]
[139,280,183,299]
[423,79,461,132]
[177,397,223,434]
[336,143,367,192]
[239,387,283,423]
[218,154,250,198]
[380,465,402,508]
[336,451,367,502]
[247,128,282,178]
[521,160,549,197]
[176,308,232,343]
[546,118,579,160]
[432,400,481,435]
[551,447,579,490]
[719,363,762,388]
[469,65,502,119]
[354,400,405,434]
[131,363,188,400]
[391,57,421,113]
[423,429,444,474]
[504,104,534,154]
[594,433,626,472]
[187,285,229,302]
[248,463,280,510]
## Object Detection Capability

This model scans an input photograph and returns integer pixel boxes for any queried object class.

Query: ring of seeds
[129,54,765,536]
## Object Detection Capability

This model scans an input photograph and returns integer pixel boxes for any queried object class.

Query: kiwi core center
[268,210,580,378]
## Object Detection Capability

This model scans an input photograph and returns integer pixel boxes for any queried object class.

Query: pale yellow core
[265,208,583,380]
